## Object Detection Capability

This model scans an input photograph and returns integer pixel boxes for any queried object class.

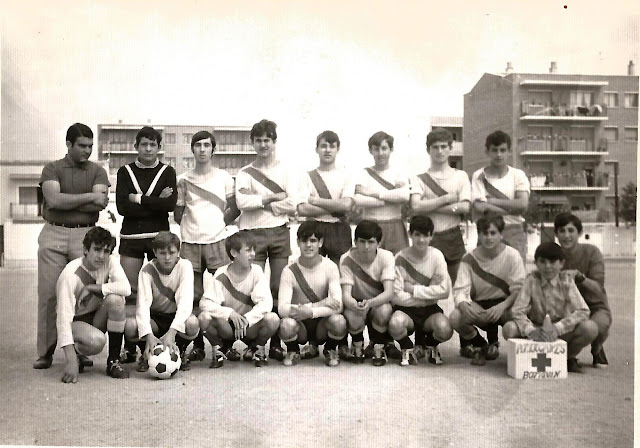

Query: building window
[570,91,593,107]
[19,186,39,205]
[164,157,176,168]
[624,93,639,108]
[183,133,193,144]
[603,92,618,108]
[183,157,195,169]
[624,127,638,142]
[165,133,176,144]
[604,127,618,142]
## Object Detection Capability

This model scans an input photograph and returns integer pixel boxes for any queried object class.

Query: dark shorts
[317,221,352,263]
[119,237,156,260]
[430,226,466,263]
[150,311,176,337]
[378,219,409,255]
[476,298,508,331]
[248,225,292,263]
[393,304,444,329]
[300,317,322,343]
[180,240,230,273]
[74,310,98,326]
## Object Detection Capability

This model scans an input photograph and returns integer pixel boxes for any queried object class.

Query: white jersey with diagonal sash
[300,168,355,223]
[339,248,395,302]
[354,166,410,222]
[393,247,451,308]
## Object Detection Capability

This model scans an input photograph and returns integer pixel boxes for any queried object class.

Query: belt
[48,221,94,229]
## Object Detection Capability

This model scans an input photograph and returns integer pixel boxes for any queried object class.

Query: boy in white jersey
[175,130,240,363]
[124,231,200,372]
[353,131,411,256]
[450,215,525,366]
[297,130,355,265]
[199,231,280,368]
[278,221,347,367]
[471,131,530,263]
[340,220,396,366]
[235,119,302,361]
[56,227,131,383]
[388,216,452,366]
[410,128,470,359]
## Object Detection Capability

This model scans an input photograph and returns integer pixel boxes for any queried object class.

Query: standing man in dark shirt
[35,123,111,369]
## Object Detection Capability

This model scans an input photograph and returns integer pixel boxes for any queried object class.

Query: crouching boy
[503,242,598,374]
[388,215,453,366]
[278,221,347,367]
[125,231,200,372]
[57,227,132,383]
[198,231,279,368]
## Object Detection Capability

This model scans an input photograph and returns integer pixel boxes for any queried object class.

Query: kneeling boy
[504,242,598,374]
[278,221,347,367]
[57,227,132,383]
[199,231,279,368]
[125,231,200,371]
[450,214,525,366]
[388,216,452,366]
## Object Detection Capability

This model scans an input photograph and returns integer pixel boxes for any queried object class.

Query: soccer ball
[147,344,181,380]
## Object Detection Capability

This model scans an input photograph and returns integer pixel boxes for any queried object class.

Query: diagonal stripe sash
[418,172,448,197]
[343,256,384,293]
[143,263,176,302]
[395,255,432,286]
[308,169,346,219]
[461,253,511,297]
[75,266,101,307]
[217,273,253,306]
[365,167,395,190]
[244,167,285,194]
[181,178,226,213]
[480,172,510,200]
[289,263,321,304]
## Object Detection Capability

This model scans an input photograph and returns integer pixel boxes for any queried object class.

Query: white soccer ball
[147,343,181,380]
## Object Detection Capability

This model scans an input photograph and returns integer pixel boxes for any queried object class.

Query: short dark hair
[485,130,511,151]
[225,230,257,260]
[191,130,217,151]
[135,126,162,147]
[368,131,394,151]
[316,130,340,148]
[297,220,324,241]
[409,215,434,237]
[534,242,566,262]
[426,128,453,149]
[66,123,93,145]
[82,226,116,253]
[250,119,277,142]
[554,212,583,234]
[476,214,505,234]
[152,231,180,251]
[354,220,383,243]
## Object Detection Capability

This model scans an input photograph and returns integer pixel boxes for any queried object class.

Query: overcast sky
[1,0,638,172]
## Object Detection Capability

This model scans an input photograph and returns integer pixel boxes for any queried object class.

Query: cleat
[485,342,499,361]
[460,344,475,359]
[592,347,608,368]
[269,345,285,362]
[224,347,241,362]
[400,348,418,366]
[325,349,340,367]
[427,346,443,365]
[77,357,85,374]
[567,358,584,374]
[119,348,137,364]
[338,344,352,360]
[136,355,149,373]
[300,344,319,360]
[179,352,191,371]
[209,346,226,369]
[106,359,129,379]
[33,356,53,370]
[363,344,374,359]
[470,346,486,366]
[283,352,301,366]
[352,342,365,364]
[372,344,387,367]
[413,345,426,360]
[77,354,93,368]
[385,342,402,360]
[242,346,255,361]
[253,345,268,367]
[186,347,206,362]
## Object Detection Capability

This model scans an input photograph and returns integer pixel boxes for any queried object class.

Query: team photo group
[33,119,611,383]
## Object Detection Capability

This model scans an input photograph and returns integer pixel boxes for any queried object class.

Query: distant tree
[620,182,637,225]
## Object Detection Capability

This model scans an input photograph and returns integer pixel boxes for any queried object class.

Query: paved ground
[0,262,634,447]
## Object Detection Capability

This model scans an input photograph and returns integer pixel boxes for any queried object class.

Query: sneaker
[363,343,374,359]
[325,349,340,367]
[106,359,130,379]
[223,346,241,361]
[300,344,319,360]
[33,356,53,370]
[179,352,191,371]
[253,345,268,367]
[269,345,285,362]
[77,357,85,374]
[242,346,256,361]
[460,344,475,359]
[352,342,365,364]
[119,348,137,364]
[186,347,206,362]
[338,344,352,360]
[136,355,149,373]
[400,348,418,366]
[384,342,402,360]
[470,346,486,366]
[592,347,609,369]
[283,351,301,366]
[209,346,226,369]
[427,346,443,365]
[413,345,426,360]
[568,358,584,374]
[485,342,499,361]
[372,343,387,366]
[77,354,93,368]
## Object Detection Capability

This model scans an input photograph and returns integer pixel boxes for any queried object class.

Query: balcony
[10,203,43,221]
[520,137,608,155]
[529,172,610,191]
[450,141,463,157]
[520,103,608,121]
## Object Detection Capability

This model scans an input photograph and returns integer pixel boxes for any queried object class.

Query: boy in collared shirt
[504,242,598,374]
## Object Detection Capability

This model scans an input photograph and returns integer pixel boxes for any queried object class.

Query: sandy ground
[0,262,634,448]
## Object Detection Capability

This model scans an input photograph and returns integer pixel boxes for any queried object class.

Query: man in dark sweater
[116,126,177,364]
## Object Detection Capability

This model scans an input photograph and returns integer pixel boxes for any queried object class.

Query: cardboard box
[506,338,567,379]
